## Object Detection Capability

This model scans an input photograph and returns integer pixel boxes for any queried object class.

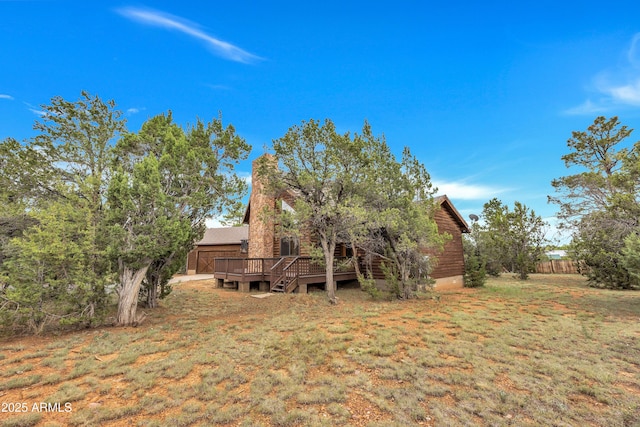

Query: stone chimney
[248,155,277,258]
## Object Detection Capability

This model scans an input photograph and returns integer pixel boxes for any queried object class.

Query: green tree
[622,232,640,285]
[0,92,125,332]
[263,119,443,302]
[356,145,445,299]
[1,199,108,334]
[109,113,250,324]
[260,119,370,304]
[462,218,486,287]
[481,198,547,280]
[550,116,640,288]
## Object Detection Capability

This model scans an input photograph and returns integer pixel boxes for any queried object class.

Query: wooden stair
[271,281,285,293]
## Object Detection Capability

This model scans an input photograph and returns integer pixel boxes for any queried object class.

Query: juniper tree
[109,113,249,324]
[263,119,443,302]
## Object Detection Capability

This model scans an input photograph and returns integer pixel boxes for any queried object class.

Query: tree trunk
[145,264,160,308]
[146,277,158,308]
[116,263,150,326]
[321,239,337,304]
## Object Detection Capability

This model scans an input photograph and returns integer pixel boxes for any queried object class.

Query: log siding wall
[429,206,465,280]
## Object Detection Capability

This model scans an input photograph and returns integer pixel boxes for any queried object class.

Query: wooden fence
[535,260,580,274]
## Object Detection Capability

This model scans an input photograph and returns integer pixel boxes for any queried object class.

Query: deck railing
[213,258,280,281]
[215,256,357,292]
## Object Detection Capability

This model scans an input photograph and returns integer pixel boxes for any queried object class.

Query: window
[240,239,248,254]
[345,246,354,258]
[281,199,295,213]
[280,236,300,256]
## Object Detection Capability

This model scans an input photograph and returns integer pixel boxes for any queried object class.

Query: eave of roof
[436,195,470,233]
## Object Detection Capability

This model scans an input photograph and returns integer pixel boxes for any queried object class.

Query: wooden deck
[213,256,358,293]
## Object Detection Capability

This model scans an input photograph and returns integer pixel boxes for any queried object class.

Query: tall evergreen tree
[109,113,250,324]
[550,116,640,288]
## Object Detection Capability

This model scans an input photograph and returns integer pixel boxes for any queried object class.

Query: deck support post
[297,283,308,294]
[238,281,250,292]
[258,281,269,292]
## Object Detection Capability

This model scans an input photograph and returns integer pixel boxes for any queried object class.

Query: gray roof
[196,226,248,245]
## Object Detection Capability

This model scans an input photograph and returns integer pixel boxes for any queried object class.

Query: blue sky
[2,1,640,243]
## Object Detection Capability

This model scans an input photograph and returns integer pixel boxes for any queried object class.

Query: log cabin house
[187,158,470,292]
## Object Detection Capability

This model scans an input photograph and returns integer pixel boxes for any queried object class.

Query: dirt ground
[1,275,639,426]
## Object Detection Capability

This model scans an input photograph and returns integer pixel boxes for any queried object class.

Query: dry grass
[0,274,639,426]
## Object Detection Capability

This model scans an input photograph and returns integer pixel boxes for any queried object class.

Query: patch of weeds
[327,402,351,419]
[329,357,355,374]
[297,375,346,404]
[42,373,63,385]
[20,350,48,360]
[113,351,139,366]
[46,382,86,403]
[41,355,66,370]
[2,364,34,377]
[249,373,276,404]
[327,323,352,334]
[81,376,100,388]
[575,384,613,405]
[417,379,450,397]
[190,348,221,365]
[124,369,159,388]
[66,357,95,380]
[443,371,472,386]
[379,362,421,382]
[164,360,194,380]
[366,329,398,357]
[127,341,163,357]
[69,404,142,426]
[271,408,311,426]
[421,330,448,345]
[1,344,25,352]
[199,364,235,386]
[238,417,267,427]
[96,363,129,378]
[182,401,203,413]
[168,383,196,401]
[257,397,285,416]
[139,394,174,415]
[204,403,247,424]
[97,381,111,395]
[83,333,117,356]
[0,374,42,391]
[0,413,42,427]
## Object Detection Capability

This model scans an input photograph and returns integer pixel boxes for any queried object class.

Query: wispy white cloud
[433,180,507,200]
[0,94,14,100]
[23,102,45,116]
[116,7,263,64]
[602,77,640,105]
[206,84,232,91]
[565,33,640,115]
[126,107,146,116]
[563,99,610,116]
